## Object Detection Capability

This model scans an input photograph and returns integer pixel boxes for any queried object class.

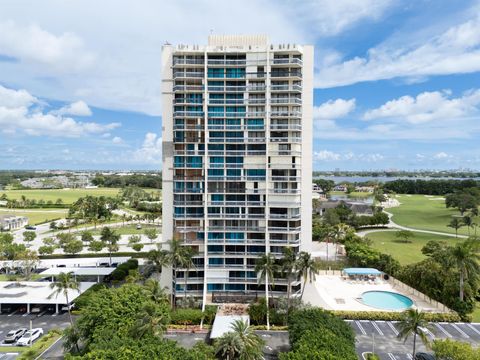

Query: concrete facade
[161,35,313,304]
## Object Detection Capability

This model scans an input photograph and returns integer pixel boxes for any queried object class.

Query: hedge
[170,305,217,326]
[110,259,139,281]
[332,310,461,323]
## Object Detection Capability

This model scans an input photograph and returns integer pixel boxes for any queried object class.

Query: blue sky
[1,0,480,170]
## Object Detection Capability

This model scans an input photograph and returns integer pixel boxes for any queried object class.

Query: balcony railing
[270,137,302,143]
[270,124,302,130]
[208,86,247,92]
[173,58,204,65]
[271,110,302,117]
[207,59,247,65]
[173,111,204,118]
[208,99,246,105]
[272,58,303,65]
[173,71,204,79]
[173,98,203,105]
[270,98,302,104]
[173,85,203,92]
[270,84,302,92]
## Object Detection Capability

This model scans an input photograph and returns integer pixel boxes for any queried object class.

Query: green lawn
[328,191,372,198]
[367,230,458,265]
[0,208,68,225]
[74,224,161,236]
[389,194,479,236]
[1,188,122,204]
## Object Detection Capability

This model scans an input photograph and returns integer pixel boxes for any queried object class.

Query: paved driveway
[348,320,480,359]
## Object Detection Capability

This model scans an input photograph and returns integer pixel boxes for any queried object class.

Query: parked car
[415,353,435,360]
[136,224,142,230]
[16,328,43,346]
[25,225,36,230]
[3,328,27,344]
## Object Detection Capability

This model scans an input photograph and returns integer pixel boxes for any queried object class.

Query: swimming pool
[361,291,414,310]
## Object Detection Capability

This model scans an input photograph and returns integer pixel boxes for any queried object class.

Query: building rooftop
[0,281,95,305]
[39,267,115,277]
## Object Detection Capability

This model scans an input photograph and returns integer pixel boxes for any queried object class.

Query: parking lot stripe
[451,323,469,338]
[387,321,399,336]
[467,323,480,336]
[387,353,397,360]
[355,320,367,335]
[423,328,436,340]
[434,323,453,338]
[407,354,413,360]
[372,321,384,336]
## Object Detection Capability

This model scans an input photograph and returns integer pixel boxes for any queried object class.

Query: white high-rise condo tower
[161,35,313,305]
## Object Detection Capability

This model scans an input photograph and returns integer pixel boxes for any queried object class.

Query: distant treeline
[313,170,480,178]
[0,171,59,188]
[382,179,479,195]
[92,174,162,189]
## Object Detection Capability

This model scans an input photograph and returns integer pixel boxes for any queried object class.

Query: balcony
[247,85,267,92]
[173,71,204,79]
[270,71,302,79]
[270,124,302,131]
[270,97,302,105]
[173,85,203,92]
[207,59,247,66]
[208,85,247,92]
[270,110,302,118]
[269,213,301,219]
[271,58,303,66]
[208,111,246,118]
[173,98,203,105]
[270,137,302,143]
[270,189,301,194]
[208,99,246,105]
[173,111,204,118]
[270,84,302,92]
[173,58,204,66]
[247,98,266,105]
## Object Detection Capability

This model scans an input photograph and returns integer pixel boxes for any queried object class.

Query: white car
[16,328,43,346]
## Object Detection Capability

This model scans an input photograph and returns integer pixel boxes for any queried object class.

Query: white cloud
[0,85,119,137]
[315,15,480,88]
[53,100,92,116]
[434,152,449,159]
[283,0,394,37]
[112,136,123,144]
[132,132,162,164]
[314,98,356,119]
[0,0,395,115]
[314,150,341,161]
[0,20,95,72]
[364,89,480,124]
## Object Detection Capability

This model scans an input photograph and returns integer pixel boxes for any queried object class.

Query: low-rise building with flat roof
[0,215,28,231]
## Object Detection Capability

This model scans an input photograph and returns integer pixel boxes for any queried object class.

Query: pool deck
[303,275,447,312]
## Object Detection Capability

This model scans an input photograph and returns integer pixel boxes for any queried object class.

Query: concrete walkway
[357,211,468,239]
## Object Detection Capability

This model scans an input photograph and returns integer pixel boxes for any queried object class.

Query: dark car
[415,353,435,360]
[25,225,36,230]
[4,328,28,344]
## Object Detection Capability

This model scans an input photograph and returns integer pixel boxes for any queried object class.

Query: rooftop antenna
[164,40,171,45]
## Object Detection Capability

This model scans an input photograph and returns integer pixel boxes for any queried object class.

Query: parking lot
[347,320,480,360]
[0,313,71,359]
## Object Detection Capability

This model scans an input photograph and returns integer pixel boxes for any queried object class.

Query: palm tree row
[147,238,197,310]
[254,248,321,330]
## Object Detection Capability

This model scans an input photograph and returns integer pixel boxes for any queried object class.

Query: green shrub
[366,353,381,360]
[74,283,106,310]
[171,309,204,325]
[332,310,461,322]
[203,305,218,325]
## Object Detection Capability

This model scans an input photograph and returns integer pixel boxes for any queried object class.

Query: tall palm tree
[180,246,197,301]
[296,251,320,301]
[397,309,431,359]
[49,272,80,327]
[166,238,190,309]
[254,253,278,330]
[463,215,473,236]
[332,223,349,261]
[450,240,480,301]
[281,247,297,318]
[131,302,169,339]
[144,278,170,305]
[147,249,169,279]
[215,319,265,360]
[448,218,463,238]
[100,226,120,265]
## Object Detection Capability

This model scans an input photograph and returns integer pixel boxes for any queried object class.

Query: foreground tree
[397,309,430,359]
[49,272,80,327]
[448,218,464,238]
[281,247,297,319]
[450,239,480,301]
[296,251,321,301]
[255,253,278,330]
[100,226,120,265]
[215,319,265,360]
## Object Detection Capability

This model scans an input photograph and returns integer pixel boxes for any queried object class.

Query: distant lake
[328,194,374,204]
[314,175,480,184]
